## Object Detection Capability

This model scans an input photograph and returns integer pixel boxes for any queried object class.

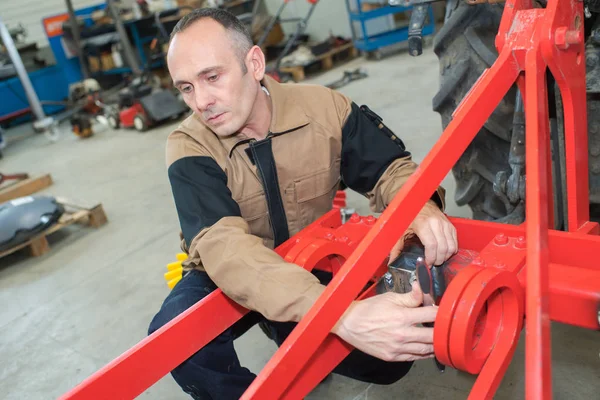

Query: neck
[239,86,272,141]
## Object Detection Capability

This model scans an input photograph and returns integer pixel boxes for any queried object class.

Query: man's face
[168,19,261,137]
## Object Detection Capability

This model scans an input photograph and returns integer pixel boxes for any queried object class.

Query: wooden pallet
[279,43,358,82]
[0,198,108,259]
[0,174,53,204]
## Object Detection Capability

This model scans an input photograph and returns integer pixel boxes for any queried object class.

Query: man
[148,8,458,400]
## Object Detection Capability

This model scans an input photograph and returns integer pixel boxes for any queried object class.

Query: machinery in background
[257,0,320,82]
[105,73,188,132]
[0,16,60,142]
[67,78,104,138]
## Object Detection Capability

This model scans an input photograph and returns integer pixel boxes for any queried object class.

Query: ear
[247,45,266,81]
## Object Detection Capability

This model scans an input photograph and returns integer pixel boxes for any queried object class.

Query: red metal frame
[60,0,599,399]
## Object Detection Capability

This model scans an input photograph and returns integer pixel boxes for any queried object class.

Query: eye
[180,85,192,94]
[207,74,219,83]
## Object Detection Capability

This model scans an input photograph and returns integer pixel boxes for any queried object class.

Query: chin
[211,122,240,137]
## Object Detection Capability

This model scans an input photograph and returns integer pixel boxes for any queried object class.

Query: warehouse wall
[0,0,102,48]
[262,0,352,43]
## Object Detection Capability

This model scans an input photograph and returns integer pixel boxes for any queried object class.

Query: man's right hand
[331,282,437,362]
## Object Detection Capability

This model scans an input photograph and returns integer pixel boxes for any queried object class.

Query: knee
[147,310,164,336]
[147,292,200,336]
[365,361,413,385]
[335,350,414,385]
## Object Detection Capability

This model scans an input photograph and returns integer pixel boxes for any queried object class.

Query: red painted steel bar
[540,0,590,231]
[280,284,378,400]
[59,217,600,399]
[58,289,249,400]
[524,38,553,400]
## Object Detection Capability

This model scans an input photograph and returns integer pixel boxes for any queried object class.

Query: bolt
[592,29,600,46]
[586,52,599,69]
[336,236,349,243]
[365,215,376,225]
[555,27,583,50]
[350,213,360,223]
[473,257,485,266]
[494,233,509,246]
[515,236,527,249]
[384,272,393,287]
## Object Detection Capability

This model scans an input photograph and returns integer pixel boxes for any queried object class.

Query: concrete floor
[0,49,598,400]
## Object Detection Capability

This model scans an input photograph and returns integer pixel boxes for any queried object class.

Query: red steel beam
[58,215,600,400]
[58,289,249,400]
[523,15,553,399]
[541,0,590,232]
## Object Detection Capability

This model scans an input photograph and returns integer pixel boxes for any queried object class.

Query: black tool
[325,68,368,90]
[407,4,430,56]
[415,256,446,372]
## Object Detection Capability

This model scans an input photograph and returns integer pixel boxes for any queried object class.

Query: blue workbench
[345,1,435,56]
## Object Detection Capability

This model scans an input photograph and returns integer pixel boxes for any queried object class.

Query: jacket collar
[219,75,310,156]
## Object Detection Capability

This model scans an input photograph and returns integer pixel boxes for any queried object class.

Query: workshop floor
[1,48,598,400]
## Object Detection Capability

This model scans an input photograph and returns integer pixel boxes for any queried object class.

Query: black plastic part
[408,5,430,57]
[417,263,431,294]
[408,36,423,57]
[0,196,64,252]
[139,90,187,122]
[431,265,446,302]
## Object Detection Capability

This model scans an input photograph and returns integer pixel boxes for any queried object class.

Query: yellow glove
[164,253,188,289]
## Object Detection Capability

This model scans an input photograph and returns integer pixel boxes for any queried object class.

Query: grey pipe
[65,0,89,79]
[0,16,47,121]
[105,0,142,75]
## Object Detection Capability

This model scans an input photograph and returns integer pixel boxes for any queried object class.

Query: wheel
[107,114,120,129]
[432,3,520,223]
[133,114,148,132]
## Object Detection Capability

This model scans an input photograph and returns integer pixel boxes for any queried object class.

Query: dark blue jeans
[148,269,413,400]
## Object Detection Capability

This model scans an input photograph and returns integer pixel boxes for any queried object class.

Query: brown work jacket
[165,75,445,323]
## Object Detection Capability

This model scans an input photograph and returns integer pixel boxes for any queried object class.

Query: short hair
[170,8,253,73]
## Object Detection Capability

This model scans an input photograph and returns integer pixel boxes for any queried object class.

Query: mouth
[207,112,226,123]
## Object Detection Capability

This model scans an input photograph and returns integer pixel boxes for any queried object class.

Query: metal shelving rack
[345,0,435,57]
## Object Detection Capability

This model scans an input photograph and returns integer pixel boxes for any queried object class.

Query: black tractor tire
[432,3,522,223]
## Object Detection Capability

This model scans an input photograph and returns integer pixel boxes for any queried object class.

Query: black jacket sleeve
[340,102,412,194]
[167,156,241,247]
[339,101,445,211]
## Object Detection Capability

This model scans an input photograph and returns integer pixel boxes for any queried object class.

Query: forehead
[167,19,238,76]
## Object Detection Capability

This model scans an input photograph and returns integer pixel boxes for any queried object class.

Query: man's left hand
[389,200,458,266]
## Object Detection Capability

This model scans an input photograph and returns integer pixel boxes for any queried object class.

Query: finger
[389,237,404,263]
[389,286,423,308]
[394,343,434,357]
[394,353,435,362]
[417,225,437,267]
[451,224,458,252]
[401,326,435,344]
[405,306,438,326]
[429,220,448,266]
[443,222,457,261]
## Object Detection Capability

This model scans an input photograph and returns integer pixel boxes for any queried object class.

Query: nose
[194,90,215,113]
